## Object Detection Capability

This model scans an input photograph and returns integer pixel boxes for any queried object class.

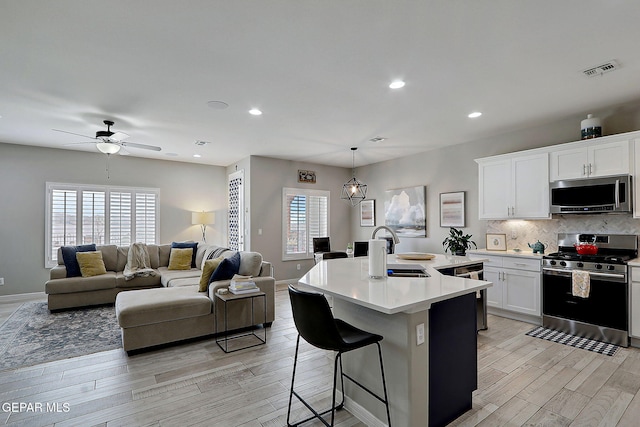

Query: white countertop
[468,249,546,260]
[298,254,492,315]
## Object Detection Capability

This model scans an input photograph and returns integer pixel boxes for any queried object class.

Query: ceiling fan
[53,120,161,154]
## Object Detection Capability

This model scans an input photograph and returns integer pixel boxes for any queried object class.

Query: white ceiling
[2,1,640,168]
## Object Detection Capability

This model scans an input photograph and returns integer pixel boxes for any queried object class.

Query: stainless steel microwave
[550,175,632,214]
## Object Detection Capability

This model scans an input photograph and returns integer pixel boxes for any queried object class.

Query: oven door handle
[542,267,626,279]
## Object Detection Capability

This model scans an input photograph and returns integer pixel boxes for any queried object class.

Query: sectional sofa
[45,243,275,352]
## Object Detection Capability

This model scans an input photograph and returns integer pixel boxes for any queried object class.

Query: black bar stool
[287,285,392,427]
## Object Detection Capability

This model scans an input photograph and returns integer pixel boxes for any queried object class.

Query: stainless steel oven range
[542,233,637,347]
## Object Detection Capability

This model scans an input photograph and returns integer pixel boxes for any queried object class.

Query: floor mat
[526,326,619,356]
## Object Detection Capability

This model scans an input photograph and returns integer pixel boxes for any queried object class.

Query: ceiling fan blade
[63,141,96,146]
[120,141,162,151]
[53,129,96,139]
[110,131,129,142]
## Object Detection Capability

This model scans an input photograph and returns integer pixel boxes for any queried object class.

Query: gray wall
[246,156,353,282]
[351,106,640,256]
[0,143,227,296]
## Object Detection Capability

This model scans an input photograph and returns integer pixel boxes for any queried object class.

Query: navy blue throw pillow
[171,241,198,268]
[61,244,97,277]
[209,252,241,283]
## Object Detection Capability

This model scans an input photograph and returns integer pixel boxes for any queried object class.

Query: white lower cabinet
[471,253,541,317]
[631,267,640,338]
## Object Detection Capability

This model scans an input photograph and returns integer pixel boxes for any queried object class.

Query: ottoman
[115,285,215,352]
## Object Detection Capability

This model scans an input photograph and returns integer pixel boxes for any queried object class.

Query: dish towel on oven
[572,270,590,298]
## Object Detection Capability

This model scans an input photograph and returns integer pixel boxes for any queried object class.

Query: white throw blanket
[123,242,156,281]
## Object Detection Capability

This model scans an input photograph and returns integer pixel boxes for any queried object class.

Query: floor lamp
[192,211,215,242]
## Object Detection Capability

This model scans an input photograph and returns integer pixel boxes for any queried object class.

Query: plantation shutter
[135,192,157,244]
[50,189,78,262]
[282,188,330,260]
[81,190,106,245]
[109,191,132,246]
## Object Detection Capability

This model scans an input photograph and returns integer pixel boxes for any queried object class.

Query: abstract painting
[384,185,426,237]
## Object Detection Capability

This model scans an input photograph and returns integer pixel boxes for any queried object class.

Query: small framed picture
[360,199,375,227]
[486,233,507,251]
[440,191,465,227]
[298,169,316,183]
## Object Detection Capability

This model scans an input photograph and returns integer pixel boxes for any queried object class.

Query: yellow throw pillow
[199,256,225,292]
[76,251,107,277]
[168,248,193,270]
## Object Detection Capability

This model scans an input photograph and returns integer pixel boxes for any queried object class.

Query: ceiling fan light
[96,142,121,154]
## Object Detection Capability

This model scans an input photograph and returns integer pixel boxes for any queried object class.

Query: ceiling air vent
[194,140,211,146]
[582,60,620,77]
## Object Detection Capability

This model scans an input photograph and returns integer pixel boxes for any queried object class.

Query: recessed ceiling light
[249,108,262,116]
[369,136,387,143]
[389,80,405,89]
[468,112,482,118]
[193,154,202,158]
[207,101,229,110]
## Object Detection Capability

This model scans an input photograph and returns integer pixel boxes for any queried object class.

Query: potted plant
[442,227,477,256]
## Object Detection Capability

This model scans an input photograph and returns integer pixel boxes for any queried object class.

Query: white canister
[368,239,388,278]
[581,114,602,140]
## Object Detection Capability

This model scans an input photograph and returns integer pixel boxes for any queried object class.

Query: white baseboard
[0,291,46,302]
[344,395,388,427]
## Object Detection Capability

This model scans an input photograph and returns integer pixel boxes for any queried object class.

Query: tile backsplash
[486,214,640,253]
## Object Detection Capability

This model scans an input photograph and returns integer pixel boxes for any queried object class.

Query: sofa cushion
[96,245,118,271]
[171,242,198,268]
[115,271,162,289]
[199,256,225,292]
[115,286,212,328]
[209,251,241,283]
[76,251,107,277]
[45,272,117,294]
[157,267,202,287]
[239,252,264,277]
[61,244,97,277]
[200,245,232,269]
[146,244,160,269]
[168,248,193,270]
[158,244,171,267]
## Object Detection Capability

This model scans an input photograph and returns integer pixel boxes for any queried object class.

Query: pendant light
[341,147,367,206]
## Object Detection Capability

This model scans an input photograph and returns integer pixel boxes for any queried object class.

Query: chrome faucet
[371,225,400,244]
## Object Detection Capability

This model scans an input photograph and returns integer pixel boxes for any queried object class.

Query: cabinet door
[483,267,502,308]
[503,269,540,316]
[478,159,511,219]
[589,140,630,177]
[632,281,640,338]
[549,147,588,181]
[512,153,550,218]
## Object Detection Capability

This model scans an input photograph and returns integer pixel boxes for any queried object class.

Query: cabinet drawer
[474,255,503,267]
[502,257,541,272]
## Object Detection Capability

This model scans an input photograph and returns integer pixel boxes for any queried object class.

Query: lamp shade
[96,142,121,154]
[192,211,215,225]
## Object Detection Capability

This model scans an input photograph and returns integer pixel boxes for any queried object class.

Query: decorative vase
[581,114,602,140]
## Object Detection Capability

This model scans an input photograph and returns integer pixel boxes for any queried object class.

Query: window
[282,187,329,260]
[45,182,159,267]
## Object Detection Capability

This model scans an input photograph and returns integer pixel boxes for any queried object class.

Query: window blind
[46,183,159,267]
[282,188,329,260]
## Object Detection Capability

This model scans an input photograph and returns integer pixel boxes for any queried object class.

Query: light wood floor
[2,291,640,426]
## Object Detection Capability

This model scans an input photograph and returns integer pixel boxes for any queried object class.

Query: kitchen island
[298,254,492,427]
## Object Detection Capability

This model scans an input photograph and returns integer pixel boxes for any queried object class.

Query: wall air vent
[582,60,620,77]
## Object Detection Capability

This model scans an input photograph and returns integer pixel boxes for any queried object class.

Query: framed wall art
[298,169,316,184]
[360,199,375,227]
[384,185,426,237]
[439,191,465,227]
[486,233,507,251]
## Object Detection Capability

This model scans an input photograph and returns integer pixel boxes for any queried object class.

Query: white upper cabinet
[550,138,631,181]
[477,153,549,220]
